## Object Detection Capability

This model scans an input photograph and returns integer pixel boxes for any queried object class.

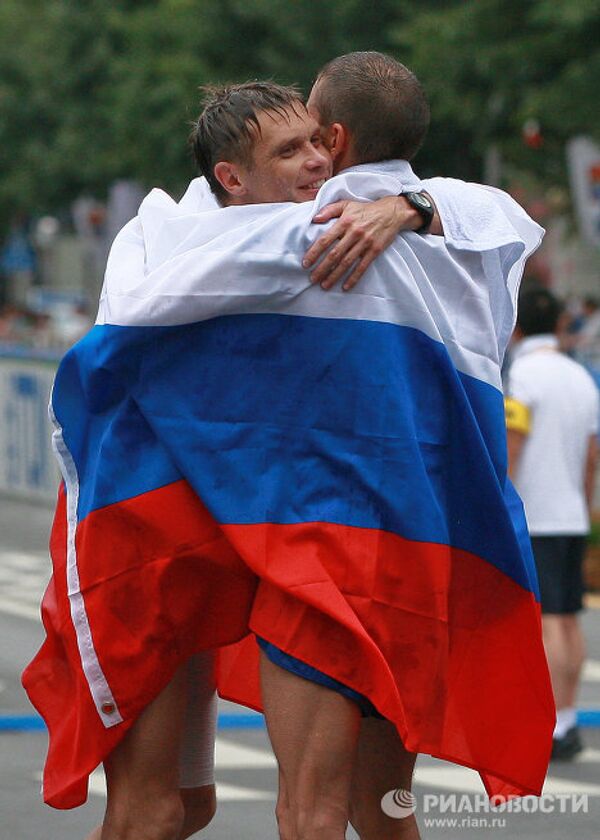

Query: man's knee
[295,800,349,839]
[350,813,421,840]
[278,759,352,839]
[275,774,295,840]
[275,796,294,840]
[179,785,217,838]
[103,790,185,840]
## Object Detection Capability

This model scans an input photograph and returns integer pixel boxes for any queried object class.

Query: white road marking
[0,550,48,568]
[215,782,275,802]
[414,764,488,794]
[86,770,106,797]
[215,738,276,768]
[6,576,48,590]
[0,597,41,621]
[583,659,600,682]
[0,549,49,620]
[542,776,600,795]
[573,746,600,763]
[414,761,600,796]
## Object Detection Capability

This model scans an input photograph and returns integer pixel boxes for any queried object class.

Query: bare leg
[275,768,295,840]
[561,615,586,708]
[260,650,361,840]
[349,718,420,840]
[85,650,218,840]
[86,665,188,840]
[86,786,216,840]
[542,615,585,710]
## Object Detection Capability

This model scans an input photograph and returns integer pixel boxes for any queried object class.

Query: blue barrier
[0,711,265,732]
[577,709,600,727]
[0,714,46,732]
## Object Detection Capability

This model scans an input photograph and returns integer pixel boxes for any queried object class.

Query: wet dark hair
[190,81,305,203]
[312,51,430,163]
[517,288,563,336]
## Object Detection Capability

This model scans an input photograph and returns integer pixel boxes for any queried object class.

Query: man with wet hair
[192,81,333,206]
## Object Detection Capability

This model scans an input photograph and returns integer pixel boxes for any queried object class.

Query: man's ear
[213,161,247,199]
[327,122,348,162]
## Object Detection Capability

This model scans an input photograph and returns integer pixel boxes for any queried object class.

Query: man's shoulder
[512,349,572,374]
[513,350,598,400]
[313,162,420,212]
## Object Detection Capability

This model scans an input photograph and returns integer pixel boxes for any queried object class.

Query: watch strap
[402,191,434,234]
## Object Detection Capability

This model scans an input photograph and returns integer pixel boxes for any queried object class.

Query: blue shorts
[256,637,383,718]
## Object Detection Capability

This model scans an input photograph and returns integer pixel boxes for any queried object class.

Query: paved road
[2,496,600,838]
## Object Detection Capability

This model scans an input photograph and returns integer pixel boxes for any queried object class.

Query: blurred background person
[0,217,36,308]
[505,287,599,759]
[575,295,600,371]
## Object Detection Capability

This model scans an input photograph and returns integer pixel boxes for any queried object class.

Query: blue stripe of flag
[54,314,536,595]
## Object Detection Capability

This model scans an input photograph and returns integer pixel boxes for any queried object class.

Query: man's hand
[303,194,441,291]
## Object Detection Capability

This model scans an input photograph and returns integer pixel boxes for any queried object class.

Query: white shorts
[178,650,218,788]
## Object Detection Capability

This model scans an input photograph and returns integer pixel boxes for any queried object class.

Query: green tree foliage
[399,0,600,183]
[0,0,598,231]
[0,0,122,226]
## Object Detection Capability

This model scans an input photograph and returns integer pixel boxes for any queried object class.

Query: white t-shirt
[507,335,599,535]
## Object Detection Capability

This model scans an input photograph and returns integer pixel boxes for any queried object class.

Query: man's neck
[332,148,360,175]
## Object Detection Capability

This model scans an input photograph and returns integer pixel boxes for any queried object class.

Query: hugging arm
[304,194,442,290]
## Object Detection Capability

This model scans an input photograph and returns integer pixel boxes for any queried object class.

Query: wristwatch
[402,191,435,234]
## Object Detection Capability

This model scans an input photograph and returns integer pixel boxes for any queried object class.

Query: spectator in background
[576,296,600,368]
[505,288,599,759]
[50,302,92,347]
[580,296,600,336]
[0,218,36,308]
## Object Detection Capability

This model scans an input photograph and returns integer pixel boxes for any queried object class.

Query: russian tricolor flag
[23,164,554,809]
